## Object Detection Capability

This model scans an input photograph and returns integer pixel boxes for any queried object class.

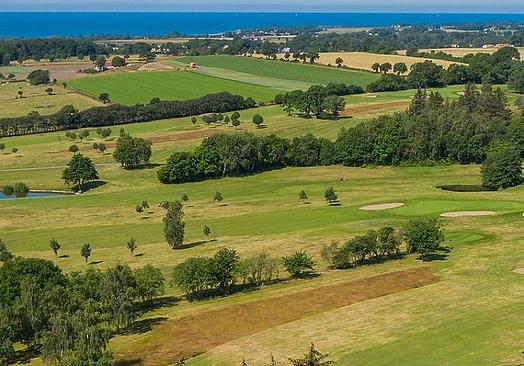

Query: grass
[174,55,380,88]
[3,55,524,366]
[67,69,284,105]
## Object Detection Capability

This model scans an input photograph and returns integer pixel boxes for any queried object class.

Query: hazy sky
[1,0,524,13]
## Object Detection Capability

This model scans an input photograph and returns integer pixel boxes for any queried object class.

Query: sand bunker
[512,268,524,275]
[440,211,496,217]
[359,202,404,211]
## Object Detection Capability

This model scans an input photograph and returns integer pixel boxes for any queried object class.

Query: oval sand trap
[512,268,524,275]
[440,211,496,217]
[359,202,404,211]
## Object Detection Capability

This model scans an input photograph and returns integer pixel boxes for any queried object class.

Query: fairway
[67,69,283,105]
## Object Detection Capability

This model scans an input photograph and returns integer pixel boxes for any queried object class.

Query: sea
[1,12,524,38]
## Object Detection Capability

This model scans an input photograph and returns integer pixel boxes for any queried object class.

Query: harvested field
[114,267,437,365]
[317,52,463,72]
[440,211,496,217]
[360,202,404,211]
[28,63,93,80]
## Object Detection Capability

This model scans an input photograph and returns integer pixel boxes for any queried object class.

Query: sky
[1,0,524,13]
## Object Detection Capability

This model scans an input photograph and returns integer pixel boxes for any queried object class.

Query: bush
[14,182,29,197]
[2,184,14,196]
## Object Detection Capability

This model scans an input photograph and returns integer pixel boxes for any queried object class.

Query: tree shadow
[421,253,448,261]
[176,240,207,250]
[114,358,144,366]
[134,253,144,257]
[58,254,69,258]
[74,180,107,193]
[135,296,180,312]
[120,316,168,336]
[124,163,162,170]
[329,202,341,206]
[89,260,103,265]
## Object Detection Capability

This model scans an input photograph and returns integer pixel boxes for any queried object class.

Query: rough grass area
[113,267,437,365]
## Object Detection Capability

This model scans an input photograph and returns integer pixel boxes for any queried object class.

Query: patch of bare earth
[114,267,437,366]
[138,62,174,71]
[28,63,94,80]
[440,211,496,217]
[360,202,404,211]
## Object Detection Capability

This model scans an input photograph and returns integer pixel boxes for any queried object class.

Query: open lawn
[2,101,524,365]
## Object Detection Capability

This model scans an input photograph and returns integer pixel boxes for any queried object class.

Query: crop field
[2,90,524,365]
[174,55,380,87]
[67,69,284,105]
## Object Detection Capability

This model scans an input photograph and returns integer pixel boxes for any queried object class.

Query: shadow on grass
[422,253,448,261]
[89,260,103,265]
[120,316,169,336]
[176,240,207,250]
[134,296,180,312]
[123,163,162,170]
[58,254,69,258]
[134,253,144,257]
[75,180,107,193]
[114,358,143,366]
[329,202,341,206]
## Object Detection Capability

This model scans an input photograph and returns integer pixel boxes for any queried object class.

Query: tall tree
[163,200,185,249]
[62,153,99,192]
[80,243,92,263]
[113,134,152,169]
[287,342,333,366]
[49,238,61,257]
[102,264,138,332]
[126,237,137,255]
[281,251,315,278]
[403,218,444,261]
[481,142,523,189]
[133,264,165,303]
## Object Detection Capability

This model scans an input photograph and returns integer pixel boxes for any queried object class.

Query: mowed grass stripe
[176,55,380,87]
[67,70,282,105]
[113,267,437,365]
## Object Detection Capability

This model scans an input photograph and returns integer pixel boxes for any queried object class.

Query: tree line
[159,81,520,186]
[0,246,165,366]
[0,92,255,137]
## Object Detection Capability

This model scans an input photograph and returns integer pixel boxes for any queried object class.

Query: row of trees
[0,91,256,137]
[172,248,315,299]
[274,82,363,119]
[159,83,520,189]
[321,218,445,269]
[0,249,165,365]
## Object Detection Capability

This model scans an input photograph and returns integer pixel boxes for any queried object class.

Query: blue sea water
[1,12,524,38]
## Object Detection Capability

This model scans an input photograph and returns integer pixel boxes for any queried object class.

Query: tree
[181,193,189,203]
[214,190,223,202]
[98,142,107,154]
[139,51,156,63]
[379,62,392,74]
[252,114,264,128]
[403,218,444,261]
[324,186,338,204]
[62,153,99,192]
[0,143,5,153]
[127,237,137,255]
[98,93,110,104]
[11,147,18,155]
[335,57,344,67]
[1,184,14,196]
[322,95,345,117]
[481,143,523,189]
[134,264,165,302]
[191,116,197,125]
[80,243,92,263]
[27,69,50,85]
[281,251,315,278]
[111,56,126,67]
[100,127,112,140]
[203,225,211,240]
[163,200,185,249]
[78,129,90,142]
[232,118,241,129]
[0,239,13,262]
[94,55,106,70]
[393,62,408,75]
[211,248,240,295]
[135,204,144,216]
[45,87,53,95]
[172,257,213,298]
[371,62,380,73]
[69,144,79,153]
[17,89,23,98]
[49,238,61,257]
[299,190,308,203]
[113,134,152,168]
[287,342,333,366]
[102,263,138,332]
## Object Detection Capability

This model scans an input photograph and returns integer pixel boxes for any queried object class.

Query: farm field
[316,51,464,71]
[174,55,380,87]
[2,96,524,365]
[412,47,524,58]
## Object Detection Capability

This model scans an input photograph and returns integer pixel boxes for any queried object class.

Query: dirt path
[114,267,437,365]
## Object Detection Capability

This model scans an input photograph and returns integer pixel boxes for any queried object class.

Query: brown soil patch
[440,211,496,217]
[28,63,93,80]
[360,202,404,211]
[340,101,410,116]
[138,62,174,71]
[114,267,437,365]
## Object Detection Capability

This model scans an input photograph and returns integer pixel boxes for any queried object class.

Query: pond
[0,191,70,199]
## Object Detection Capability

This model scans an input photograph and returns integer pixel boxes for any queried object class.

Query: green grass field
[2,97,524,365]
[174,55,380,88]
[67,69,284,105]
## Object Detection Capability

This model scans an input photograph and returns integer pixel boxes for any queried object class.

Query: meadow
[2,52,524,366]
